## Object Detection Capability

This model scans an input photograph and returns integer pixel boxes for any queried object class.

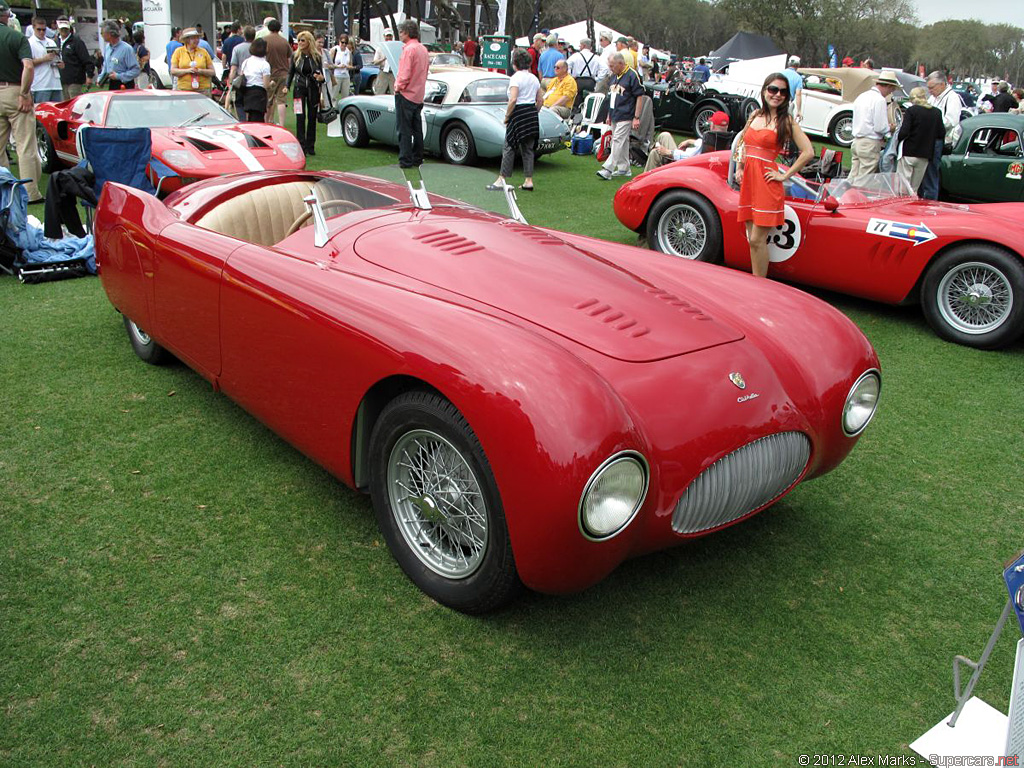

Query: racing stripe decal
[187,127,265,172]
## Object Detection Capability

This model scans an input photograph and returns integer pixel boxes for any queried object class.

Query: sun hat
[875,70,901,87]
[709,111,730,126]
[181,27,200,38]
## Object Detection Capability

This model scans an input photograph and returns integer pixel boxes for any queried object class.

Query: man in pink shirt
[395,19,429,168]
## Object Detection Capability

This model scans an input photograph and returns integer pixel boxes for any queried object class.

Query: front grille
[672,432,811,534]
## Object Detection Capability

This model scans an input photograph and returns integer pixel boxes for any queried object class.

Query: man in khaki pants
[0,0,42,203]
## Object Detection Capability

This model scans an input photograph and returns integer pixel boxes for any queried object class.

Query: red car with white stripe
[35,90,305,194]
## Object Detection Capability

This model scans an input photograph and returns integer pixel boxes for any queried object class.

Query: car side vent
[183,137,221,152]
[243,133,269,149]
[411,227,484,256]
[645,286,714,322]
[574,298,650,338]
[367,110,382,124]
[503,222,564,246]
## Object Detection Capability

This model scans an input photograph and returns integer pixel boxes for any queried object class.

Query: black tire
[738,97,760,122]
[440,121,478,165]
[920,245,1024,349]
[828,112,854,147]
[691,100,727,139]
[364,75,376,94]
[36,121,57,174]
[341,107,369,148]
[123,315,168,364]
[646,190,723,263]
[368,391,522,613]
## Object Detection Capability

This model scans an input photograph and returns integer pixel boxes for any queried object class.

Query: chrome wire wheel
[937,261,1013,335]
[445,127,469,162]
[693,107,716,138]
[834,115,853,146]
[343,112,360,143]
[657,203,707,259]
[386,428,488,579]
[36,123,50,167]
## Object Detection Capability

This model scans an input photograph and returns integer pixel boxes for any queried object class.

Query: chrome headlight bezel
[842,369,881,436]
[578,451,650,541]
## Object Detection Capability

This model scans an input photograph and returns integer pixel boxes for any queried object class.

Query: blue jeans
[32,89,62,104]
[919,139,943,200]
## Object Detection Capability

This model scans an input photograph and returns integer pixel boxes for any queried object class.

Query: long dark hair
[754,72,794,149]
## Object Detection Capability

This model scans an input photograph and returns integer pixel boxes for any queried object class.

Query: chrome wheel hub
[937,261,1013,335]
[387,429,487,579]
[128,320,151,345]
[343,115,358,142]
[446,130,468,161]
[657,204,707,259]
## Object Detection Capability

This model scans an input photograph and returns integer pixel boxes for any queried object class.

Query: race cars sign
[866,217,937,246]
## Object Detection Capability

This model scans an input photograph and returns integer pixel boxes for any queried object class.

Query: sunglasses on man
[765,85,788,95]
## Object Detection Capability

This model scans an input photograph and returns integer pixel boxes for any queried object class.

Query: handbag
[316,82,338,124]
[232,73,245,90]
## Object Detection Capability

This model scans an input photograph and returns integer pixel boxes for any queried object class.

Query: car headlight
[842,370,881,436]
[161,149,204,169]
[279,142,303,161]
[578,452,649,540]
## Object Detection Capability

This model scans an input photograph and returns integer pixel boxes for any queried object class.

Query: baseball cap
[615,36,628,44]
[56,17,71,29]
[384,30,393,37]
[0,2,11,14]
[709,111,729,126]
[788,55,800,65]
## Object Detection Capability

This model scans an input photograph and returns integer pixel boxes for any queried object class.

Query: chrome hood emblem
[729,372,746,390]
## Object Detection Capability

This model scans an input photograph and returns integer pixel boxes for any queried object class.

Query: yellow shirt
[171,45,213,91]
[543,74,577,109]
[619,48,636,71]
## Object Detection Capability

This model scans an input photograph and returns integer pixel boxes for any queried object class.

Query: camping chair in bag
[0,174,29,277]
[76,126,178,230]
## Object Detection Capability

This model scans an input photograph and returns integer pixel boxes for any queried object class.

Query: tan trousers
[373,70,394,95]
[898,155,929,194]
[644,131,676,173]
[0,86,41,199]
[63,82,86,101]
[601,120,632,175]
[849,137,882,185]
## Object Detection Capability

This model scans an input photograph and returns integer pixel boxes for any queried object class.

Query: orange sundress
[737,127,784,227]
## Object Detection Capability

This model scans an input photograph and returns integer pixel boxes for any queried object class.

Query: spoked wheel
[369,391,521,613]
[123,315,168,364]
[342,108,369,147]
[645,190,723,263]
[440,122,477,165]
[829,113,854,147]
[691,105,719,139]
[921,245,1024,349]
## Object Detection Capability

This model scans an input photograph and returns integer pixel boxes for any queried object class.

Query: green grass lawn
[2,119,1022,766]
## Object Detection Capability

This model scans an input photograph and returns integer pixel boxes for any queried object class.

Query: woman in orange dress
[734,73,814,277]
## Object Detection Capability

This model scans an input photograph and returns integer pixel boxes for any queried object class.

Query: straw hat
[875,70,901,87]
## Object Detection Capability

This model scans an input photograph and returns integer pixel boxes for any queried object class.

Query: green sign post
[479,35,512,73]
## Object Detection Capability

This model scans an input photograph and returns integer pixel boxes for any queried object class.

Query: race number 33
[766,204,802,263]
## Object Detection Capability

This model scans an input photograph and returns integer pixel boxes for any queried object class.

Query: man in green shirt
[0,0,42,202]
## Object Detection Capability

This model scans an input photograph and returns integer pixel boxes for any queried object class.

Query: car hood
[153,125,301,171]
[352,211,744,362]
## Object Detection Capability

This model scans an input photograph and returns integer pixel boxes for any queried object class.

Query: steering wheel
[285,198,362,238]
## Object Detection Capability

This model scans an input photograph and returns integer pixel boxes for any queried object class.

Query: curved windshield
[459,77,509,103]
[824,173,915,203]
[432,53,465,67]
[106,95,237,128]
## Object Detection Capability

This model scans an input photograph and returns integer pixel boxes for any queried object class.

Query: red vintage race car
[34,90,305,194]
[613,152,1024,349]
[94,169,880,612]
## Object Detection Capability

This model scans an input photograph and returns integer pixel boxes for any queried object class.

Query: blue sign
[828,44,837,68]
[1004,550,1024,636]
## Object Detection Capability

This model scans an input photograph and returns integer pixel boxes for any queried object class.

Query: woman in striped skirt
[487,48,544,192]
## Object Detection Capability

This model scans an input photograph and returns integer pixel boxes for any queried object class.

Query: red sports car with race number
[34,90,305,194]
[614,152,1024,349]
[93,169,881,612]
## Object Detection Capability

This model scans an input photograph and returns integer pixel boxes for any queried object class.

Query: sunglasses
[765,85,789,96]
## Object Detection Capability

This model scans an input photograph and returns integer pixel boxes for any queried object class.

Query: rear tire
[440,121,477,165]
[123,315,168,364]
[368,391,522,613]
[36,121,57,173]
[691,101,727,139]
[646,190,723,263]
[920,245,1024,349]
[342,107,369,148]
[738,97,760,122]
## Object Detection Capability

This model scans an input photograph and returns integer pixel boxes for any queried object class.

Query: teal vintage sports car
[337,43,568,165]
[940,113,1024,203]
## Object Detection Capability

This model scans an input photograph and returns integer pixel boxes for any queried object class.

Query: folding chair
[76,126,178,229]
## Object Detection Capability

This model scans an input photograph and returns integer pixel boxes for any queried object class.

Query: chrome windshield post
[402,166,432,211]
[503,184,528,224]
[303,193,330,247]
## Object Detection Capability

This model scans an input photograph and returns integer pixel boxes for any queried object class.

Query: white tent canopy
[514,20,669,60]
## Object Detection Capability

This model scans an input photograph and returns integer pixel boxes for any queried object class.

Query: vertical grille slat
[672,432,811,534]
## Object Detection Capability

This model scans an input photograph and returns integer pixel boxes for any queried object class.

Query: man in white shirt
[595,32,615,93]
[848,70,899,185]
[28,16,61,103]
[920,70,963,199]
[372,30,394,94]
[566,37,605,90]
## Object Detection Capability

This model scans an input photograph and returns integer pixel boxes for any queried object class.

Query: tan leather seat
[195,180,317,246]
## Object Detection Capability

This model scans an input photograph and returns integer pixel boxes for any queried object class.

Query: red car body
[34,90,305,194]
[614,151,1024,348]
[94,170,880,610]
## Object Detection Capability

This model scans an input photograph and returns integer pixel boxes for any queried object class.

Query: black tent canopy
[707,31,783,71]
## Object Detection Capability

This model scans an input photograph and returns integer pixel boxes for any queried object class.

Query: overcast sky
[913,0,1024,27]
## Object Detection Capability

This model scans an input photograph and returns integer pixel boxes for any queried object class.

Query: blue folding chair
[76,126,178,228]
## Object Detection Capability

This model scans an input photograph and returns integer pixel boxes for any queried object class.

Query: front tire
[440,121,477,165]
[921,245,1024,349]
[738,97,760,122]
[368,391,521,613]
[646,190,723,263]
[828,112,854,147]
[36,121,57,173]
[342,107,369,147]
[123,315,168,364]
